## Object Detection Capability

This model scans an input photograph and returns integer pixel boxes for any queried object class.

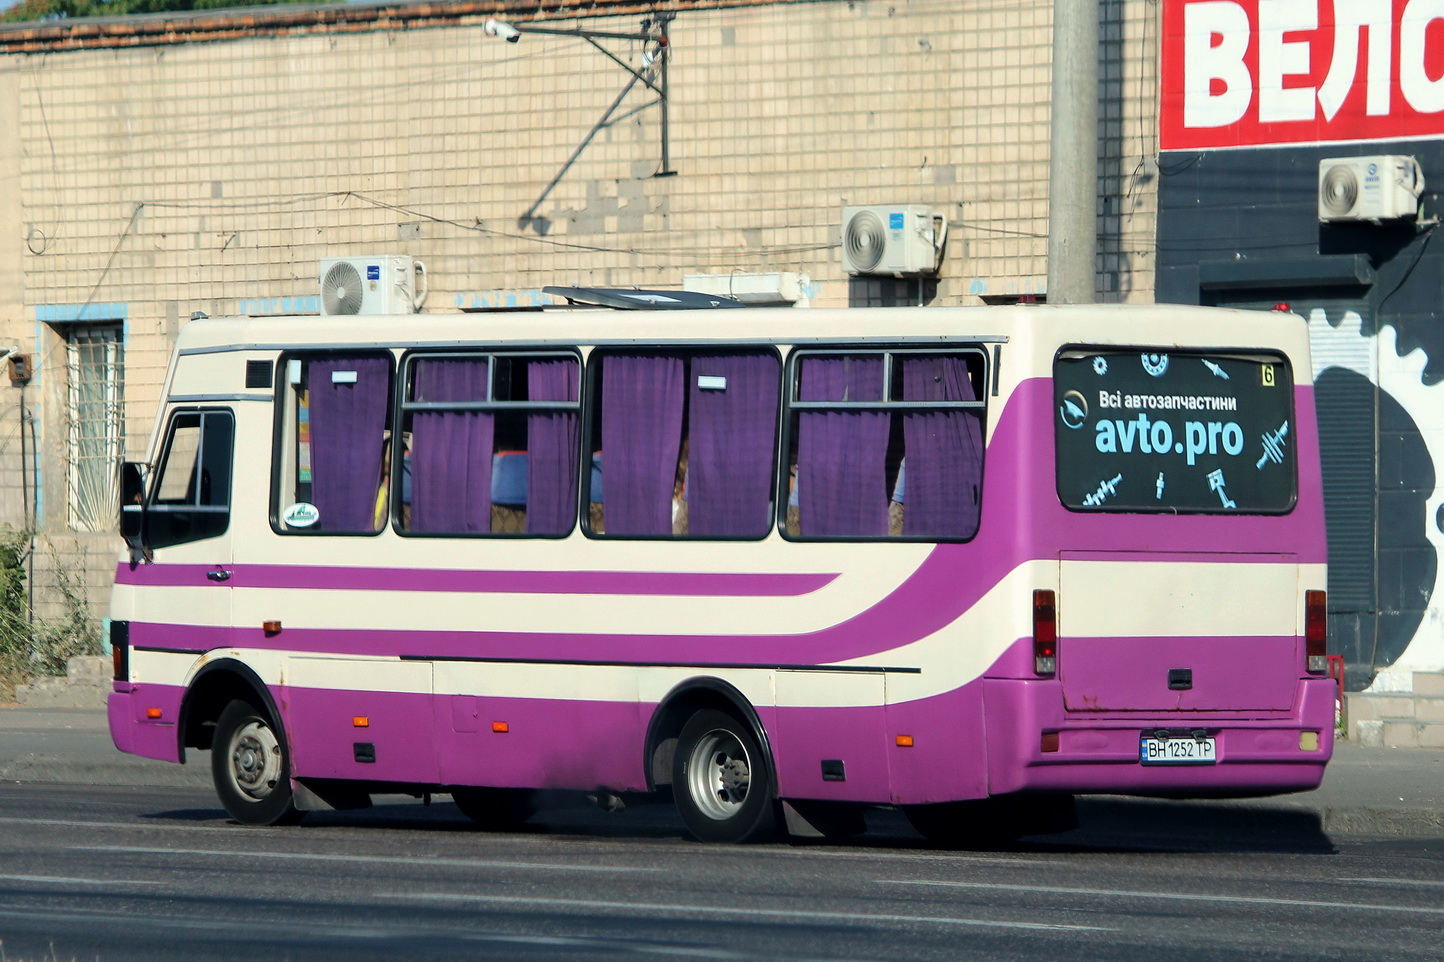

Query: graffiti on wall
[1308,308,1444,685]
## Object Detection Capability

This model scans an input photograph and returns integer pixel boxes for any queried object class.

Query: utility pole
[1046,0,1099,304]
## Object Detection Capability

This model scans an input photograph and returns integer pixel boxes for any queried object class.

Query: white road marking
[0,906,846,958]
[0,874,160,886]
[883,879,1444,916]
[77,844,660,874]
[1332,877,1444,890]
[392,892,1116,932]
[0,816,233,831]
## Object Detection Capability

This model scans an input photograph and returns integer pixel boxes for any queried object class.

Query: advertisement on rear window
[1055,350,1296,513]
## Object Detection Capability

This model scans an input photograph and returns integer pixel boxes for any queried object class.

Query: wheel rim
[226,718,282,802]
[686,728,751,821]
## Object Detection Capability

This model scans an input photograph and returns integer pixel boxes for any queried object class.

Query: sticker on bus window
[283,502,320,528]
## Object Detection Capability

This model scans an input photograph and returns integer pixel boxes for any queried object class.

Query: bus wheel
[673,709,778,843]
[211,699,303,826]
[451,787,536,830]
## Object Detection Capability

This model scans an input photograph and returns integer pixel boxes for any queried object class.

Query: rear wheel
[672,709,778,843]
[211,698,303,826]
[451,787,536,830]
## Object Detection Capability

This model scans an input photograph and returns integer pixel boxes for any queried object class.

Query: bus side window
[587,350,779,539]
[148,409,234,549]
[786,350,984,541]
[275,354,393,534]
[399,352,580,537]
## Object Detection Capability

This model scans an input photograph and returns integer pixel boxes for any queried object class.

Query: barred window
[64,322,125,532]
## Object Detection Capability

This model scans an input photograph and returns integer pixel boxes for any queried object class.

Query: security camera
[484,18,521,43]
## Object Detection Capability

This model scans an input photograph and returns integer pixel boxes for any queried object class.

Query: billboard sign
[1162,0,1444,150]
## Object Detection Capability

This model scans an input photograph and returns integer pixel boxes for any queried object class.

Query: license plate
[1139,734,1217,765]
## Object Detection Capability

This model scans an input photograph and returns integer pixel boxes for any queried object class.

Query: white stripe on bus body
[123,559,1320,709]
[122,555,1324,645]
[1060,556,1309,638]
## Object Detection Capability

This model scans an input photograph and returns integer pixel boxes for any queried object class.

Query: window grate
[65,323,125,532]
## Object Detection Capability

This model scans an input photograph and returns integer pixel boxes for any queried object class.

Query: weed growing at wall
[0,527,103,701]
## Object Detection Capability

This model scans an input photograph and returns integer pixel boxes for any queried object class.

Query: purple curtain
[688,353,780,537]
[525,358,580,535]
[410,358,493,533]
[797,356,889,537]
[601,355,684,535]
[309,357,390,532]
[901,356,983,538]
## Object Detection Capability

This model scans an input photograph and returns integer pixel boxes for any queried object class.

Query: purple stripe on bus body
[118,379,1327,668]
[115,564,841,597]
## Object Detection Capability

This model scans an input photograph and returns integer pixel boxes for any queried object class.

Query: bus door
[130,408,238,658]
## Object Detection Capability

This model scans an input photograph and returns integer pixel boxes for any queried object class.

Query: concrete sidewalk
[2,705,1441,839]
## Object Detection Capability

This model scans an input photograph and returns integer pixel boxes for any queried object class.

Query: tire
[450,787,536,830]
[672,708,778,843]
[211,698,303,826]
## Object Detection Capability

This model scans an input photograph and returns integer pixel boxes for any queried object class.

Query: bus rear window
[1054,349,1296,514]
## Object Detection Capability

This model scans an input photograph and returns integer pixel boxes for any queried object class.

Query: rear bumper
[108,683,185,764]
[984,675,1335,798]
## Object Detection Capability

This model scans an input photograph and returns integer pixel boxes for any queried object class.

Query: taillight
[111,619,130,682]
[1033,589,1057,675]
[1305,590,1327,673]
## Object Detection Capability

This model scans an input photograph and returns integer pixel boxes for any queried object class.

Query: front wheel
[211,698,303,826]
[672,709,778,843]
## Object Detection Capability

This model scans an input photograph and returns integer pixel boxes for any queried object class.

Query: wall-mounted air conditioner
[1318,156,1424,223]
[319,256,429,315]
[841,205,947,276]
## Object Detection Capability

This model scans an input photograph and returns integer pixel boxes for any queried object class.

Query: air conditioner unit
[841,205,947,276]
[319,256,429,315]
[1318,156,1424,223]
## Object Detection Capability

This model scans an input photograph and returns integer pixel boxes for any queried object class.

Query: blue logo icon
[1060,390,1089,429]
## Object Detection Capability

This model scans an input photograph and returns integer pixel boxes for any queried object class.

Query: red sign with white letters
[1161,0,1444,150]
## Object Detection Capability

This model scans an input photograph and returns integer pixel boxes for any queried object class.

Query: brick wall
[0,0,1160,622]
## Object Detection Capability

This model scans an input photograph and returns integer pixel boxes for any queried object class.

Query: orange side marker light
[492,721,510,733]
[352,716,370,728]
[145,707,163,720]
[895,735,914,747]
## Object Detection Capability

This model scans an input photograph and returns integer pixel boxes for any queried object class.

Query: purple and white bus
[109,302,1331,843]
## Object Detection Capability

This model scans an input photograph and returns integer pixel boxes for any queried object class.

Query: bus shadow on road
[141,794,1337,855]
[1039,798,1337,855]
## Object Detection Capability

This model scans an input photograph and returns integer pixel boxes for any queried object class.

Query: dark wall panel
[1157,143,1444,689]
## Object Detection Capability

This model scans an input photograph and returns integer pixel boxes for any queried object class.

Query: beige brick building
[0,0,1160,625]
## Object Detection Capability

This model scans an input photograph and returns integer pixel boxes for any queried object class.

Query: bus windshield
[1054,348,1296,514]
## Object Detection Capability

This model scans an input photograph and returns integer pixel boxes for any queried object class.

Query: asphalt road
[0,780,1440,962]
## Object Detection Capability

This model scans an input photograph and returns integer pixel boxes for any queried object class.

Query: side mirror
[119,461,147,550]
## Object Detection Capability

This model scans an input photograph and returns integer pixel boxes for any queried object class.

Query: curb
[0,757,212,790]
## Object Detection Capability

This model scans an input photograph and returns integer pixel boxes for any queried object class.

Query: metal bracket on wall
[493,13,675,233]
